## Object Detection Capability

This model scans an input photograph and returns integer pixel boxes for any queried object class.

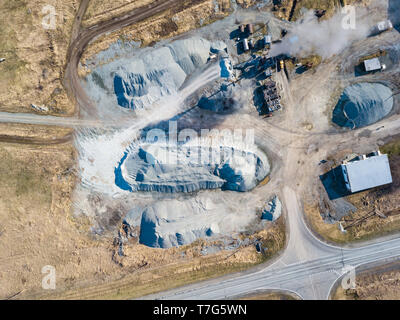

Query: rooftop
[364,57,382,71]
[343,154,392,193]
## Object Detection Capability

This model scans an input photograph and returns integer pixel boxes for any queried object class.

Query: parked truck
[279,60,284,71]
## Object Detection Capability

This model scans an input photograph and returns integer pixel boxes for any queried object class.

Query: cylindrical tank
[239,24,245,33]
[249,39,254,49]
[242,38,249,51]
[247,23,254,34]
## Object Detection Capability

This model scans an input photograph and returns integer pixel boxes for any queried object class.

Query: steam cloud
[270,8,372,59]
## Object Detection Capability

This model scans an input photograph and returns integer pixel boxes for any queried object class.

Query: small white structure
[242,38,249,52]
[0,58,5,63]
[364,57,385,72]
[263,35,272,47]
[376,20,393,33]
[341,151,392,193]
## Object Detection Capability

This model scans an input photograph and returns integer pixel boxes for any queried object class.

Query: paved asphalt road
[145,188,400,300]
[153,237,400,300]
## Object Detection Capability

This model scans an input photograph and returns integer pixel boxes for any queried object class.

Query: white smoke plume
[269,8,373,59]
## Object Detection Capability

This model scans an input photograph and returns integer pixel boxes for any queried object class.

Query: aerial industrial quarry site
[1,0,400,306]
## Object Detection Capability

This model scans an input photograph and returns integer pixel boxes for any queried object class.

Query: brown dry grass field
[332,261,400,300]
[0,123,72,141]
[35,217,286,300]
[83,0,155,26]
[272,0,369,21]
[0,0,79,115]
[240,291,300,300]
[83,0,257,27]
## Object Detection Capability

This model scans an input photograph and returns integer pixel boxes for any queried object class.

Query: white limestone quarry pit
[75,31,273,249]
[124,196,261,249]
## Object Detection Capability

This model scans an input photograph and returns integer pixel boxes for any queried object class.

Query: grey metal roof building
[364,58,382,72]
[341,153,392,193]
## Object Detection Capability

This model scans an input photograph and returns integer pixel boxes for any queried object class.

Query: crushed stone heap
[332,82,393,129]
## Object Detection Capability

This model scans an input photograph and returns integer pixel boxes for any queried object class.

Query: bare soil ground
[0,0,79,115]
[332,260,400,300]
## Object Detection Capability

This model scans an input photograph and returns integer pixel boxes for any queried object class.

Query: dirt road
[63,0,182,118]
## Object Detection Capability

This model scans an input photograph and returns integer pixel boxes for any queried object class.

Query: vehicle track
[64,0,182,118]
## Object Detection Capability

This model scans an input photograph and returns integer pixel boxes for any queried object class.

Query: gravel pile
[332,82,393,129]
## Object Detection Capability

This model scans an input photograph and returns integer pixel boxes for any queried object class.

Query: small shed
[364,58,382,72]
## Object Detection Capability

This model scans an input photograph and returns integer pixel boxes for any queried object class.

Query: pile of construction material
[261,196,282,222]
[85,37,226,111]
[262,80,281,114]
[258,56,274,77]
[116,140,270,193]
[198,83,248,113]
[332,82,393,129]
[134,197,258,248]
